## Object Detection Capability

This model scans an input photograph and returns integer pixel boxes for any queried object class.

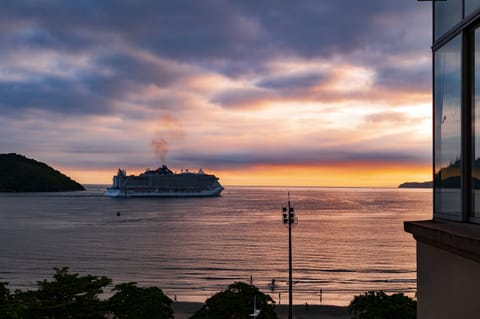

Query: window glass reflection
[465,0,480,17]
[434,0,462,40]
[473,29,480,218]
[434,35,462,219]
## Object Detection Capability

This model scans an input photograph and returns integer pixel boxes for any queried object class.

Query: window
[434,0,462,40]
[432,1,480,222]
[434,35,463,220]
[472,27,480,219]
[466,0,480,17]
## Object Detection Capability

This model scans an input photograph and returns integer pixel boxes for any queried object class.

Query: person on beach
[269,278,275,292]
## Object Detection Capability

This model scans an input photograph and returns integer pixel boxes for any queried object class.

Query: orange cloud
[60,162,431,188]
[215,162,431,187]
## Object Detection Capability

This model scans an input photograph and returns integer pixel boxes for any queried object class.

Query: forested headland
[0,153,84,192]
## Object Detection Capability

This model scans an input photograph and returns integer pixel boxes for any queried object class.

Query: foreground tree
[0,282,19,318]
[349,290,416,319]
[1,267,111,318]
[0,268,177,319]
[108,282,173,319]
[34,267,112,318]
[190,282,277,319]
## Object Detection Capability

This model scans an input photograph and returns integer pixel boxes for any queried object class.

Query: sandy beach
[172,302,350,319]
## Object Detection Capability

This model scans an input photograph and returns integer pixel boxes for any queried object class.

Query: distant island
[0,153,85,192]
[398,181,433,188]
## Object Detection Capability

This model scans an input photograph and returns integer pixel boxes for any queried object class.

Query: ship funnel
[151,138,168,165]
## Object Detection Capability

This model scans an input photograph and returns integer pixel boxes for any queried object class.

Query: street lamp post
[282,192,297,319]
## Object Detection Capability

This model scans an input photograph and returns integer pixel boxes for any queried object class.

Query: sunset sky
[0,1,432,187]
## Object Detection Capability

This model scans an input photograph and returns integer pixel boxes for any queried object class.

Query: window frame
[433,1,480,223]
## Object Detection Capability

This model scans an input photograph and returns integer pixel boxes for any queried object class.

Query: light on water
[0,186,431,306]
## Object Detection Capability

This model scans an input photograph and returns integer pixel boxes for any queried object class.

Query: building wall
[417,242,480,319]
[410,3,480,318]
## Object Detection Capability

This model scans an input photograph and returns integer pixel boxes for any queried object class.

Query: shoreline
[172,301,350,319]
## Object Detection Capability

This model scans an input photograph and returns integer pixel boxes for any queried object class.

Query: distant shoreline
[398,181,432,189]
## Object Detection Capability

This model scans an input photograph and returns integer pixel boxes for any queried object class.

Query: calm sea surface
[0,186,431,306]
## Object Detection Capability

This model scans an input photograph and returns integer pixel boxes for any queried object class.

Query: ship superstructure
[105,165,224,197]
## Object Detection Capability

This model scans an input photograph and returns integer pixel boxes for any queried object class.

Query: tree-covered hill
[398,181,432,188]
[0,153,85,192]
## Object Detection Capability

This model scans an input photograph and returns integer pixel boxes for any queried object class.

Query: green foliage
[0,267,111,318]
[33,267,112,318]
[189,282,278,319]
[108,282,173,319]
[9,289,40,319]
[0,153,85,192]
[0,282,10,305]
[0,282,17,318]
[348,290,416,319]
[0,268,176,319]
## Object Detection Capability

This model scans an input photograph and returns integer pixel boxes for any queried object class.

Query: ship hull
[105,186,224,198]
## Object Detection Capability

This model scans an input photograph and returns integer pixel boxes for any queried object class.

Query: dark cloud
[213,60,431,109]
[92,53,188,87]
[0,0,430,91]
[235,1,429,59]
[210,88,275,109]
[0,0,429,68]
[171,147,430,170]
[0,51,195,116]
[256,72,328,90]
[0,76,113,115]
[0,0,255,59]
[63,142,132,155]
[374,64,431,93]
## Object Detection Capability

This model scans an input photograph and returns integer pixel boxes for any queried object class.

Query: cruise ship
[105,165,224,197]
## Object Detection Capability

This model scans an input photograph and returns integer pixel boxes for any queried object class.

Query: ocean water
[0,186,431,306]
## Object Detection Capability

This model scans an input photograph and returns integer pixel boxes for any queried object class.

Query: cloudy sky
[0,0,432,186]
